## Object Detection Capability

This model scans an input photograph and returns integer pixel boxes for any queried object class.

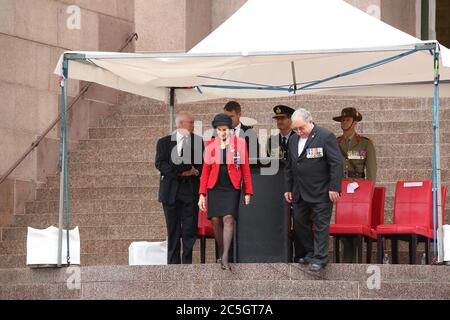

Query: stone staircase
[0,263,449,299]
[0,93,449,271]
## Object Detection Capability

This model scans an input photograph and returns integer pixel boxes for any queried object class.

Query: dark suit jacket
[155,132,204,205]
[284,125,343,203]
[239,124,260,163]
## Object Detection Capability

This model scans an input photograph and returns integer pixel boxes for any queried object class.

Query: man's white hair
[291,108,313,122]
[175,111,194,127]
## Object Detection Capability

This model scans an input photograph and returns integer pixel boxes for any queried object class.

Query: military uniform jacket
[284,125,343,203]
[267,131,295,160]
[337,133,377,182]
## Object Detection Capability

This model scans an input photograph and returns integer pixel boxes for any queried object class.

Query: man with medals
[333,107,377,263]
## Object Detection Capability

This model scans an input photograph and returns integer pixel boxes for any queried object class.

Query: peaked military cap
[272,105,295,119]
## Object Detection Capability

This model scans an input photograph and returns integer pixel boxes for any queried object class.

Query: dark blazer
[155,132,204,205]
[239,124,260,162]
[284,125,343,203]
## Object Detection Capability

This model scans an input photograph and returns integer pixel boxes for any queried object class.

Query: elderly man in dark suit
[155,111,204,264]
[284,108,343,272]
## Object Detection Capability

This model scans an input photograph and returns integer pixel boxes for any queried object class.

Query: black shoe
[297,256,312,265]
[309,263,324,272]
[220,260,231,270]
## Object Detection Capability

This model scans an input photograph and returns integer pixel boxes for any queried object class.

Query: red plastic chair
[364,186,386,263]
[330,180,375,263]
[376,181,446,264]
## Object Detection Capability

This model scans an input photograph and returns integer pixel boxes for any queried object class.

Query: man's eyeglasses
[292,125,308,132]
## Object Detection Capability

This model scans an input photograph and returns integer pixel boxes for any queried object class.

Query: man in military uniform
[267,104,295,161]
[333,107,377,263]
[267,105,306,262]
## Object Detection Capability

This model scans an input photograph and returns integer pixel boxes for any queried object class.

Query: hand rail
[0,33,138,185]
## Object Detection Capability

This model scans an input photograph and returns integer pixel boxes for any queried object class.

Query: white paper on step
[26,226,80,266]
[129,241,167,265]
[347,182,359,194]
[443,225,450,262]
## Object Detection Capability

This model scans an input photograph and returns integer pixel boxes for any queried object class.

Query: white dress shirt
[232,123,242,137]
[176,131,188,157]
[298,137,308,156]
[298,124,314,156]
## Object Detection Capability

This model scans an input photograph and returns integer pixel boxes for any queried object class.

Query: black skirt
[207,148,240,219]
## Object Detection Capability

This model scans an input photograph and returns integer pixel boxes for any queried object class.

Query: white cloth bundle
[128,241,167,265]
[443,225,450,262]
[26,226,80,266]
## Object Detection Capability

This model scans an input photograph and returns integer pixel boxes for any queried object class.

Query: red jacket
[199,135,253,195]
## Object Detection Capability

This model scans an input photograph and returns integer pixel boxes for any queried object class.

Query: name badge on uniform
[306,147,323,159]
[347,149,366,160]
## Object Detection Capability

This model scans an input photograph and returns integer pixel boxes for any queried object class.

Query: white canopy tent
[54,0,449,264]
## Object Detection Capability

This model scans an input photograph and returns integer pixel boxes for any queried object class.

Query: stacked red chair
[365,186,386,263]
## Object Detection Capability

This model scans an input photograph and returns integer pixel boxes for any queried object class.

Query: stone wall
[437,0,450,47]
[134,0,246,52]
[0,0,135,225]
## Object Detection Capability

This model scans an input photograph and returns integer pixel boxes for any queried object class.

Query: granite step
[67,158,450,177]
[77,131,450,152]
[25,200,162,215]
[1,225,167,241]
[68,143,450,164]
[12,212,166,228]
[45,174,160,189]
[0,237,217,256]
[35,187,159,201]
[116,97,446,115]
[42,170,450,190]
[0,239,431,268]
[0,250,218,269]
[35,181,450,202]
[69,161,155,176]
[91,119,450,138]
[98,108,450,128]
[2,263,449,284]
[142,106,450,124]
[1,264,449,299]
[69,149,154,163]
[89,126,450,146]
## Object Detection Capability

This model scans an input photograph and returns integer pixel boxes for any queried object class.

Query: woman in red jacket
[198,113,253,270]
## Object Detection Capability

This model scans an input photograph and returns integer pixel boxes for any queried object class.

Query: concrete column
[135,0,187,52]
[135,0,246,52]
[380,0,416,37]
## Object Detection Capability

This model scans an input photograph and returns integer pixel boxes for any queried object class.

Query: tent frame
[57,42,444,265]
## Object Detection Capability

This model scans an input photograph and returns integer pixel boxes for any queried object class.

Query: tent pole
[169,88,175,133]
[432,44,443,263]
[57,57,68,267]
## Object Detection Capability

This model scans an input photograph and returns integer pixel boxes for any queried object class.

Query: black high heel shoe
[220,259,231,270]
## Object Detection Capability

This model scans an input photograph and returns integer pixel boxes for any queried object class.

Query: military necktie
[281,136,287,148]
